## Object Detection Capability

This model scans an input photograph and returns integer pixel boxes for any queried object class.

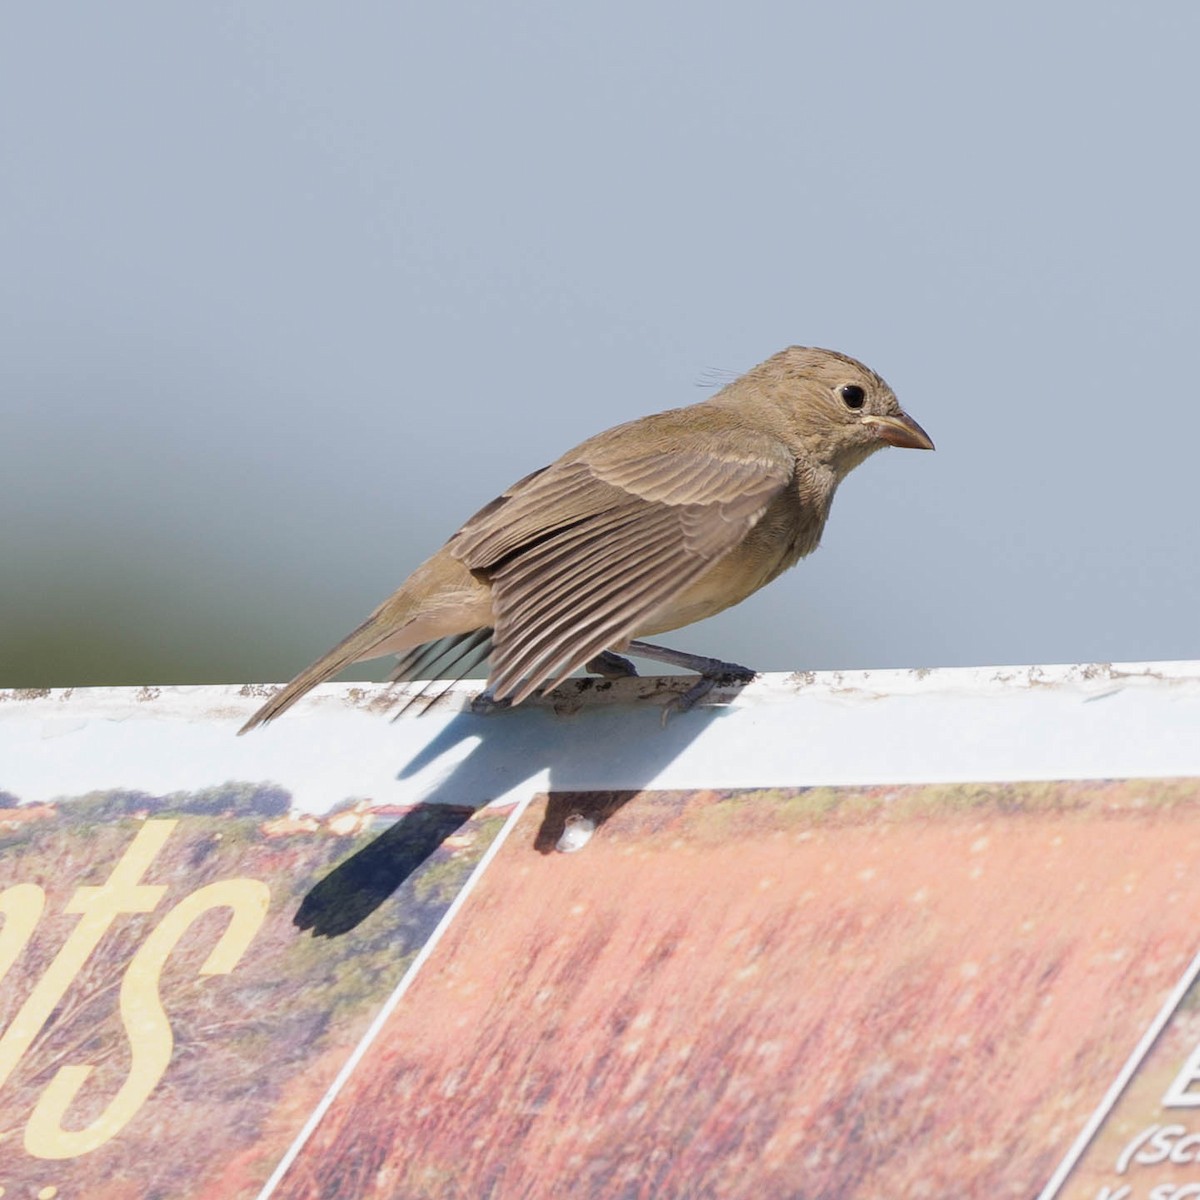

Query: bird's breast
[633,487,827,638]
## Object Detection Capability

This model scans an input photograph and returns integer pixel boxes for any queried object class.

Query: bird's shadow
[294,673,747,937]
[294,801,477,938]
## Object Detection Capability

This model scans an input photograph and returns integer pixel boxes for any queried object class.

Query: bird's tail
[237,613,395,734]
[239,547,495,734]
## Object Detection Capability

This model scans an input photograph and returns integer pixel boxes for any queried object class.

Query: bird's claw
[659,664,758,726]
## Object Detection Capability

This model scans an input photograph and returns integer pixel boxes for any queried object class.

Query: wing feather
[388,627,495,717]
[498,522,684,632]
[447,412,794,702]
[490,533,692,700]
[389,628,494,685]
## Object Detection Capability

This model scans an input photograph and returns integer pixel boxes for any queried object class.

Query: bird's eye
[840,384,866,410]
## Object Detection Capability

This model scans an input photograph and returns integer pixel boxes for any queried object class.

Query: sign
[3,663,1200,1197]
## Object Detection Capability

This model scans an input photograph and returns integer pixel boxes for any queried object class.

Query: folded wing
[449,417,794,703]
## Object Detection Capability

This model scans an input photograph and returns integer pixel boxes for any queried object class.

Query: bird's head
[739,346,934,478]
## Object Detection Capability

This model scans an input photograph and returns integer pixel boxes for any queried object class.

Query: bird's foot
[660,662,758,725]
[623,640,757,723]
[677,662,758,710]
[470,689,512,716]
[585,651,640,679]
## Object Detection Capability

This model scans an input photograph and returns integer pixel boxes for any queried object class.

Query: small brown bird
[239,346,932,732]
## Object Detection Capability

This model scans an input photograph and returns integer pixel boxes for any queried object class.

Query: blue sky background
[3,2,1197,687]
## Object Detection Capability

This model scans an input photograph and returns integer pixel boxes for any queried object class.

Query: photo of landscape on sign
[267,777,1200,1200]
[0,783,508,1200]
[1051,941,1200,1200]
[6,776,1200,1198]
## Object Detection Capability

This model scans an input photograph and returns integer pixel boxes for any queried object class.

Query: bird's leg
[626,640,757,714]
[585,650,640,679]
[471,645,750,716]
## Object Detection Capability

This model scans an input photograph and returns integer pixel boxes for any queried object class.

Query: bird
[238,346,933,733]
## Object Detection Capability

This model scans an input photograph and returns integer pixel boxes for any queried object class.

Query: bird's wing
[447,418,794,703]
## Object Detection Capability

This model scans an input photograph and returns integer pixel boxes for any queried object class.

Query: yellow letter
[24,877,269,1159]
[0,821,174,1094]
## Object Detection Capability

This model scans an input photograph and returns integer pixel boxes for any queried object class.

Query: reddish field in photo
[276,778,1200,1199]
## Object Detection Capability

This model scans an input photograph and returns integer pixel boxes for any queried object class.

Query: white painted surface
[3,661,1198,815]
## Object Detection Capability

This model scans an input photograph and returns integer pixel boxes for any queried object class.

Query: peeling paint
[4,660,1200,813]
[237,683,278,699]
[0,688,53,702]
[2,660,1200,728]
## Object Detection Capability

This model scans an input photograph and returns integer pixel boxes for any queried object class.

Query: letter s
[23,878,269,1159]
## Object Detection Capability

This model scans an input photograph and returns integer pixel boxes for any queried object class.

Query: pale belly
[629,492,824,640]
[631,535,799,639]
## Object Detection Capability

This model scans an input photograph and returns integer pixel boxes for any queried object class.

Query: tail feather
[238,614,394,735]
[239,546,496,734]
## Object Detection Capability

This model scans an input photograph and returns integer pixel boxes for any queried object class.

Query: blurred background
[3,2,1197,689]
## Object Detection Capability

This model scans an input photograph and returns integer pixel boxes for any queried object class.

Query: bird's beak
[862,413,935,451]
